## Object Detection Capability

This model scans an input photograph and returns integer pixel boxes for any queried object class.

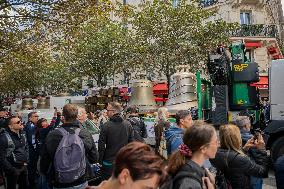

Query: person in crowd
[98,109,108,130]
[0,116,29,189]
[88,111,100,126]
[165,124,217,189]
[51,108,63,128]
[90,142,167,189]
[236,116,263,189]
[24,111,39,188]
[263,99,270,124]
[154,107,171,153]
[126,105,147,142]
[78,107,100,136]
[35,118,52,189]
[274,154,284,189]
[35,118,51,152]
[40,104,98,189]
[0,107,8,129]
[98,102,134,181]
[210,124,269,189]
[165,110,193,156]
[236,116,253,145]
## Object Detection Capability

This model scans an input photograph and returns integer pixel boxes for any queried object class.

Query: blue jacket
[24,122,37,151]
[164,126,184,155]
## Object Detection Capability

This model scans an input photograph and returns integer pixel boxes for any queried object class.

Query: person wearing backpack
[0,116,29,189]
[98,102,134,181]
[165,110,193,156]
[210,125,269,189]
[161,124,217,189]
[126,105,147,142]
[39,104,98,189]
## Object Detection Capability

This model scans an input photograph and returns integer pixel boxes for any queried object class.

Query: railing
[230,24,278,38]
[199,0,219,7]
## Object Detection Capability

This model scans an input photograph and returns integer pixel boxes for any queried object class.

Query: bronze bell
[22,98,34,110]
[166,65,198,114]
[129,79,157,113]
[45,97,50,108]
[37,97,49,109]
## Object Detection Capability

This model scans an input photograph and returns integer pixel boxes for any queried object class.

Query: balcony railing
[199,0,219,7]
[230,24,278,38]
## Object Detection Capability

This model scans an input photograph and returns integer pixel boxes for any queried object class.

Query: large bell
[37,97,49,109]
[166,65,197,113]
[129,79,157,113]
[22,98,34,110]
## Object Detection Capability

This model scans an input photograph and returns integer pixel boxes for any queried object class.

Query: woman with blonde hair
[210,124,269,189]
[154,107,171,153]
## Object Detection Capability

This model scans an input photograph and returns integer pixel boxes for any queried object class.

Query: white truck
[264,59,284,161]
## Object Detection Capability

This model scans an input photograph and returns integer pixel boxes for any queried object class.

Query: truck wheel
[271,136,284,162]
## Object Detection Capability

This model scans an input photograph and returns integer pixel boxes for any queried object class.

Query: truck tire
[271,136,284,162]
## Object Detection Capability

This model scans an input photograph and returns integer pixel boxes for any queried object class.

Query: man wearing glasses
[0,116,29,189]
[98,102,134,181]
[24,112,39,188]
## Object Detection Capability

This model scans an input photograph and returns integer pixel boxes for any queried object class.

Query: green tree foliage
[0,0,238,96]
[130,0,238,84]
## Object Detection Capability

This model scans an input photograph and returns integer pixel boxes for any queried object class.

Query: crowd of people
[0,103,283,189]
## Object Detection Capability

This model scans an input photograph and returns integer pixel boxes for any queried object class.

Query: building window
[246,49,254,62]
[240,12,252,25]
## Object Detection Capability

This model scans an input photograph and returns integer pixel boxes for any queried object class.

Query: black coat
[127,115,147,142]
[98,114,134,164]
[40,122,98,188]
[0,128,29,175]
[210,148,269,189]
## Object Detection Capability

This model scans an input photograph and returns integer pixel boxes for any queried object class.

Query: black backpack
[160,171,203,189]
[127,117,145,142]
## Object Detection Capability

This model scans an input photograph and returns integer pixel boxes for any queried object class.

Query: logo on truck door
[233,64,248,72]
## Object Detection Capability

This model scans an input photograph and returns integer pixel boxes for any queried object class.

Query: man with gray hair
[236,116,253,145]
[98,102,134,181]
[78,107,100,135]
[236,116,264,189]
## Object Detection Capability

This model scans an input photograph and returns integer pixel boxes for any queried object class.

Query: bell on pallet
[129,79,157,113]
[37,97,49,109]
[166,65,198,114]
[22,98,34,110]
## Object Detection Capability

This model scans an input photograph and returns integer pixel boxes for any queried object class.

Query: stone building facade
[202,0,284,97]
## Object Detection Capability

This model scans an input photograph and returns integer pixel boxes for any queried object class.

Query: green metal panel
[231,83,250,105]
[196,71,202,119]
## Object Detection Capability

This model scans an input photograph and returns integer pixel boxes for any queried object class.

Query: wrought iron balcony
[199,0,219,7]
[231,24,278,38]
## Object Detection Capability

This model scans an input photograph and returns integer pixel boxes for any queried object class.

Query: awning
[155,97,168,102]
[153,83,168,95]
[245,41,262,48]
[250,76,268,89]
